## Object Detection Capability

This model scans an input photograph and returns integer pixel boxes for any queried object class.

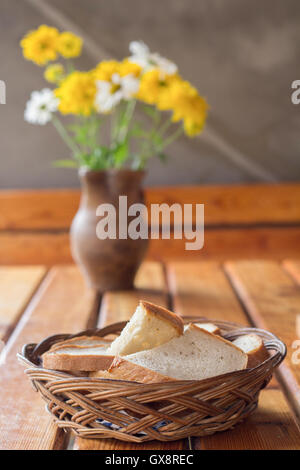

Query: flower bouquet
[21,25,208,291]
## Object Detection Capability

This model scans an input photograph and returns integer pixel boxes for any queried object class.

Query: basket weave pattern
[18,318,286,442]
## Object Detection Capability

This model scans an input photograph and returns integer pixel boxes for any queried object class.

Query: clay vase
[70,168,148,292]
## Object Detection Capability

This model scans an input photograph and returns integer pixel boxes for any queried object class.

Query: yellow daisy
[20,25,59,66]
[58,32,82,58]
[92,60,120,81]
[55,71,96,116]
[137,68,178,106]
[44,63,65,84]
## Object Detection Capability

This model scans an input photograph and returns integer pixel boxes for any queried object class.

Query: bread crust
[233,334,269,368]
[140,300,183,335]
[189,323,248,364]
[42,352,114,371]
[42,337,114,371]
[193,322,221,336]
[49,336,111,353]
[90,356,174,383]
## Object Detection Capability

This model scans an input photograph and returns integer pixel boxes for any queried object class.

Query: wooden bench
[0,182,300,264]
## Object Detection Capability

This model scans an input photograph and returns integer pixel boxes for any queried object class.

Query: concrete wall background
[1,0,300,189]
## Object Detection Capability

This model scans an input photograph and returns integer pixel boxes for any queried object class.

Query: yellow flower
[137,68,178,106]
[20,25,59,66]
[166,80,208,136]
[92,60,120,81]
[44,63,65,83]
[58,32,82,58]
[55,71,96,116]
[119,59,142,78]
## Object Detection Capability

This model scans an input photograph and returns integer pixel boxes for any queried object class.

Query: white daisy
[95,73,139,113]
[24,88,59,125]
[129,40,177,76]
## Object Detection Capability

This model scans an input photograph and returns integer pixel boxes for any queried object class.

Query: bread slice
[187,322,221,336]
[233,334,269,368]
[90,356,174,384]
[42,336,114,371]
[48,336,110,352]
[107,300,184,356]
[125,324,248,381]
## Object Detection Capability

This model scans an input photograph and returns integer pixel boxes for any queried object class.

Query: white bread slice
[49,336,110,352]
[125,324,248,381]
[232,334,269,368]
[107,300,184,356]
[90,356,174,384]
[186,322,221,336]
[42,337,114,371]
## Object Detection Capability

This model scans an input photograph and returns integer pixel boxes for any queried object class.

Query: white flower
[150,53,178,76]
[24,88,59,125]
[129,40,177,76]
[95,73,139,113]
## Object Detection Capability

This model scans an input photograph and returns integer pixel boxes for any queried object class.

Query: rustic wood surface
[0,267,99,450]
[1,184,300,230]
[0,266,46,341]
[0,260,299,450]
[1,183,299,265]
[1,226,300,265]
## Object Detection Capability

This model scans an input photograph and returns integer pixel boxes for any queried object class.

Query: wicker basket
[18,317,286,442]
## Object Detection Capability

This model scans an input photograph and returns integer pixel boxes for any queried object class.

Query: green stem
[118,99,136,142]
[136,123,183,170]
[162,125,183,148]
[157,117,172,138]
[52,115,81,156]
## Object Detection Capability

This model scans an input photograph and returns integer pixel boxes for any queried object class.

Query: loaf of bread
[124,324,248,381]
[90,356,174,383]
[107,300,184,356]
[42,336,114,371]
[232,334,269,368]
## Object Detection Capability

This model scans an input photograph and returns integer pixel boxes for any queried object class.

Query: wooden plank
[1,184,300,230]
[0,266,46,341]
[0,189,80,230]
[283,260,300,285]
[225,260,300,420]
[0,266,98,450]
[0,231,72,265]
[75,261,187,450]
[167,261,299,449]
[196,389,300,450]
[1,226,300,265]
[149,227,300,261]
[284,260,300,338]
[167,261,262,323]
[98,261,166,327]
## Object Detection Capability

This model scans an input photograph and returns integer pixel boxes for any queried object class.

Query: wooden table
[0,260,300,450]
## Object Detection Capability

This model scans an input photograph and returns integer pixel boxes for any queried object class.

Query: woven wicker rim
[19,317,286,384]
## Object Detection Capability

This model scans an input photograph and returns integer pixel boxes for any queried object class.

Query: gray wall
[1,0,300,189]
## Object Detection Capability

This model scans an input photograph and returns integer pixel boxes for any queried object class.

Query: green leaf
[112,140,129,167]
